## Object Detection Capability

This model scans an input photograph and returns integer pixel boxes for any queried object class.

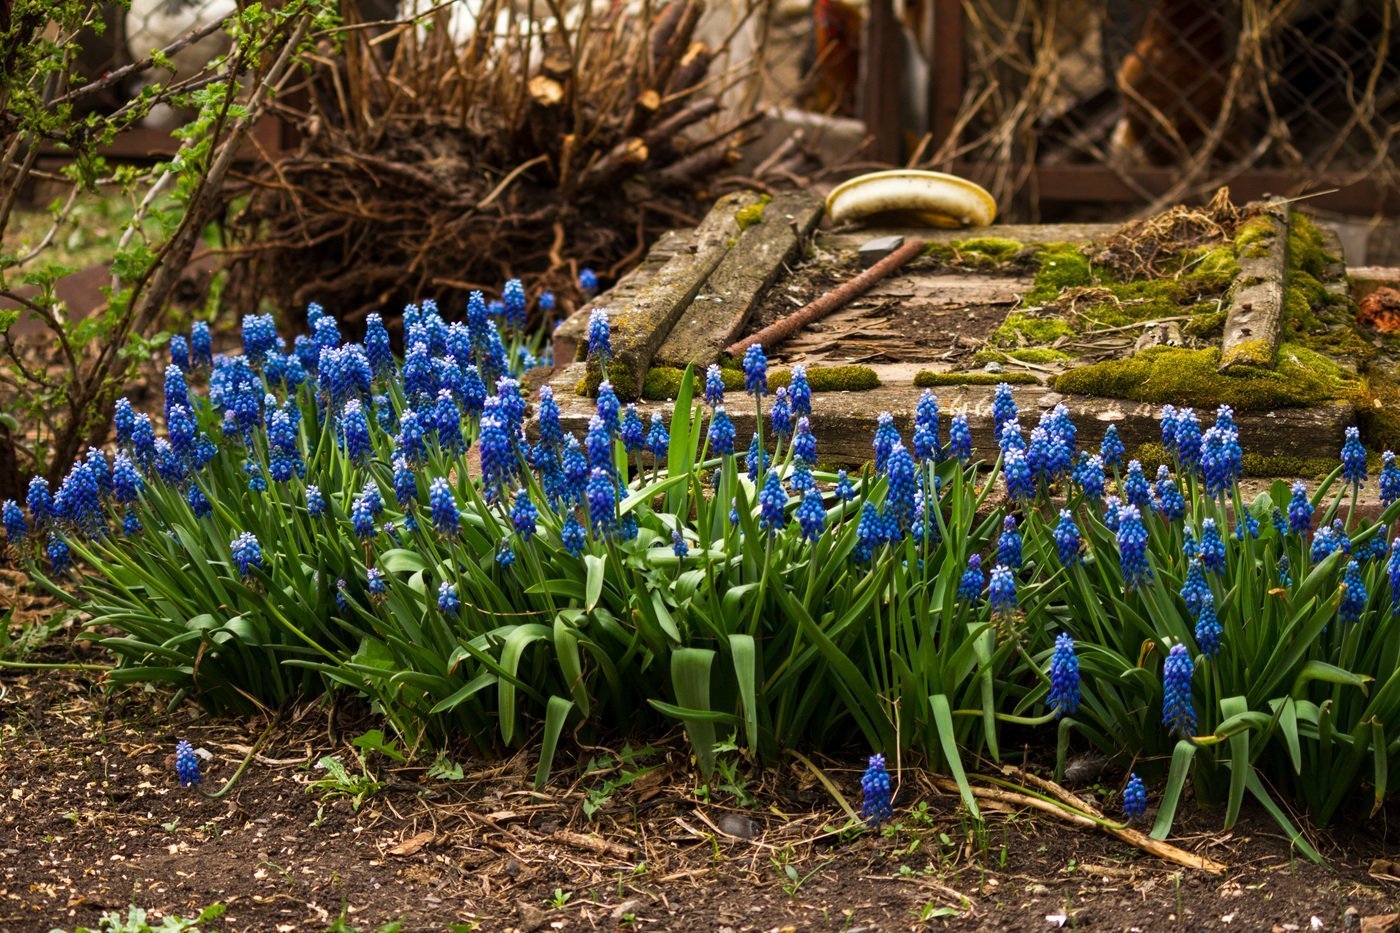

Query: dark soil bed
[3,647,1399,933]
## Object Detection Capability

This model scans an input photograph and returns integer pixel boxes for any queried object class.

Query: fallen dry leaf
[1359,287,1400,334]
[388,830,434,856]
[1361,915,1400,933]
[1370,858,1400,883]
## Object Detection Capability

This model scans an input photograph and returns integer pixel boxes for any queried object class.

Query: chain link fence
[922,0,1400,217]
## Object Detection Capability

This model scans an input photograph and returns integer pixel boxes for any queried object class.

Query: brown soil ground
[3,624,1400,933]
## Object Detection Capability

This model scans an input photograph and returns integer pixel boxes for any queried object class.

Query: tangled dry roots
[223,0,768,326]
[1095,186,1244,279]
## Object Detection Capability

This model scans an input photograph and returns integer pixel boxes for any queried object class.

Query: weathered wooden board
[654,190,824,370]
[590,191,765,398]
[1219,201,1288,372]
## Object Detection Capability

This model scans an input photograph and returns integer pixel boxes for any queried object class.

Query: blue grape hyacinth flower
[758,471,788,534]
[1053,509,1082,567]
[997,515,1023,570]
[788,364,812,416]
[1162,643,1197,738]
[587,309,610,363]
[1381,451,1400,508]
[2,499,26,545]
[949,412,973,463]
[1199,518,1227,573]
[957,553,985,604]
[1117,505,1152,589]
[1288,481,1314,535]
[1048,632,1081,718]
[703,364,725,408]
[230,532,263,579]
[1122,774,1147,821]
[579,267,599,298]
[860,754,893,826]
[437,581,460,617]
[1340,559,1367,624]
[795,489,825,542]
[1341,425,1367,488]
[1100,424,1124,469]
[1194,589,1222,659]
[742,343,767,397]
[175,740,201,787]
[671,530,689,558]
[992,383,1017,430]
[708,407,736,456]
[988,563,1017,615]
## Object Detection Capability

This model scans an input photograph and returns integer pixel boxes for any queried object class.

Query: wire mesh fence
[922,0,1400,216]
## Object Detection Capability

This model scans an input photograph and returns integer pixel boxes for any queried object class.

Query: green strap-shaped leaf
[1150,740,1197,840]
[728,634,759,752]
[584,554,605,611]
[1220,695,1250,829]
[929,694,980,820]
[534,695,575,790]
[670,647,718,778]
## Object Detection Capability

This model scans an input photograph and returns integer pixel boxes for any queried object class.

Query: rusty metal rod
[725,238,926,357]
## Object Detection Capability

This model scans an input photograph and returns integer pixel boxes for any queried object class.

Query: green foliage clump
[1052,344,1355,410]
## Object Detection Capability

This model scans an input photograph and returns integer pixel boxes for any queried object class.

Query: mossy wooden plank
[1219,202,1289,372]
[655,191,824,370]
[583,191,765,399]
[552,229,690,367]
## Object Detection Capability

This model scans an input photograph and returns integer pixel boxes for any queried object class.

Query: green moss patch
[1052,344,1355,411]
[915,371,1038,387]
[734,194,772,232]
[642,364,880,400]
[989,312,1075,348]
[1024,244,1094,305]
[954,237,1024,261]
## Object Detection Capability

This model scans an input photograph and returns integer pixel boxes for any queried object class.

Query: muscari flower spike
[1341,425,1367,488]
[992,383,1017,430]
[671,530,689,558]
[646,413,669,460]
[2,499,25,545]
[429,477,460,535]
[230,532,263,579]
[988,563,1017,615]
[1194,589,1222,659]
[1162,643,1196,739]
[1100,424,1124,469]
[770,387,793,438]
[795,489,825,542]
[587,309,611,364]
[1199,518,1227,574]
[834,469,855,502]
[860,754,893,826]
[742,343,767,397]
[175,739,201,787]
[1381,451,1400,508]
[1288,481,1314,535]
[1340,559,1368,624]
[788,365,811,417]
[1117,504,1152,589]
[1053,509,1082,567]
[511,489,538,543]
[562,514,586,556]
[708,407,736,456]
[993,515,1022,570]
[1048,632,1081,717]
[703,364,725,408]
[1122,774,1147,821]
[438,581,460,617]
[758,471,787,534]
[949,413,973,463]
[579,267,599,298]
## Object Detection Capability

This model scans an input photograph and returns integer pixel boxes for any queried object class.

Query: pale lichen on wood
[1219,201,1289,373]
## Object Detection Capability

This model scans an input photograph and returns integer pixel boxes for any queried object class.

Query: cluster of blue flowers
[6,277,1400,829]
